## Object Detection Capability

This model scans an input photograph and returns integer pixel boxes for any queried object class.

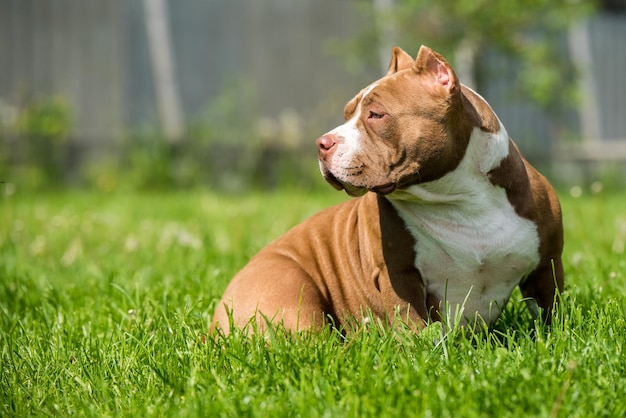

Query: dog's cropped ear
[386,46,414,75]
[414,45,459,95]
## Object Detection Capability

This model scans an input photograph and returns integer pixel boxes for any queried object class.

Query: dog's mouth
[370,182,396,195]
[321,168,396,197]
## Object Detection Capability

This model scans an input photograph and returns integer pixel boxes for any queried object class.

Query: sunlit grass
[1,185,625,416]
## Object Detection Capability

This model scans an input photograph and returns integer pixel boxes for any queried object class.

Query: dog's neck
[388,118,510,208]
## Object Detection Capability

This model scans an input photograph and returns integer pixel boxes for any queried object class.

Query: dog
[210,45,564,335]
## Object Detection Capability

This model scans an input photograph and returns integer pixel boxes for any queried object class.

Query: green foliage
[188,76,259,148]
[15,96,71,140]
[335,0,595,112]
[1,187,625,416]
[1,96,72,189]
[82,133,323,194]
[79,76,323,193]
[186,76,321,192]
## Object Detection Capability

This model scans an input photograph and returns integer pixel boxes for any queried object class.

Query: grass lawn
[1,185,625,417]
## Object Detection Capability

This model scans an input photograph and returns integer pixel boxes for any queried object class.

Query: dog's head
[316,45,475,197]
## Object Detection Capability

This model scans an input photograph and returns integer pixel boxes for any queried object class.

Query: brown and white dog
[211,45,564,334]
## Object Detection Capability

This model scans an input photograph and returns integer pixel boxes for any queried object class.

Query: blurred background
[0,0,625,193]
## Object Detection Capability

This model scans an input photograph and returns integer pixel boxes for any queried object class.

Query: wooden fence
[1,1,625,176]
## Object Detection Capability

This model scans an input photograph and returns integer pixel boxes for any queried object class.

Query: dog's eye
[368,111,385,120]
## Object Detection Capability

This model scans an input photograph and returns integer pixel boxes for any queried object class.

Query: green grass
[1,185,625,417]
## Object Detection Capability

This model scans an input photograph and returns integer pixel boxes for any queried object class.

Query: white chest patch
[389,126,540,326]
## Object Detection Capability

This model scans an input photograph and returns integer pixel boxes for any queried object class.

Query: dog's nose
[316,135,336,154]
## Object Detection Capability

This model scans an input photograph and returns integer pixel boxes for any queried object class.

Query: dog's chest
[390,174,540,325]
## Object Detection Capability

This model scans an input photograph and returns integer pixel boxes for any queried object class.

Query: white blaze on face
[324,83,379,178]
